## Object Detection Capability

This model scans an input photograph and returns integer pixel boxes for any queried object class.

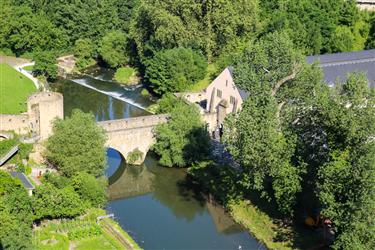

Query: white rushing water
[71,78,147,110]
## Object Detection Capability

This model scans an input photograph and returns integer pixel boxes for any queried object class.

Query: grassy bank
[0,63,36,114]
[229,200,292,250]
[33,209,141,250]
[114,67,139,85]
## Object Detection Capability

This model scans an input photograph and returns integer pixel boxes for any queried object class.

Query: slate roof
[10,172,34,190]
[306,49,375,88]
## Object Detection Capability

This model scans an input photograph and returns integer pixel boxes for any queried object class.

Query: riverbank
[187,163,323,250]
[33,209,141,250]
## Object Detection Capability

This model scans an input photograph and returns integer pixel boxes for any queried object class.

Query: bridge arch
[98,114,169,165]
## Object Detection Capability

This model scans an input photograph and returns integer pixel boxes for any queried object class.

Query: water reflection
[106,151,264,250]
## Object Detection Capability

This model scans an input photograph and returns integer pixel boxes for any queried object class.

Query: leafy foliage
[71,172,108,208]
[32,50,58,80]
[145,48,207,95]
[33,184,86,220]
[153,101,210,167]
[0,171,33,250]
[98,31,129,68]
[46,109,107,177]
[126,148,144,164]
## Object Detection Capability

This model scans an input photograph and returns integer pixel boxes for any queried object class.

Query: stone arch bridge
[97,114,169,165]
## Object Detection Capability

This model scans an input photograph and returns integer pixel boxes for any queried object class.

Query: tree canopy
[46,109,107,177]
[145,48,207,95]
[153,97,210,167]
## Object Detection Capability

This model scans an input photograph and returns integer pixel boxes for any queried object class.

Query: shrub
[126,148,144,164]
[141,88,150,97]
[114,67,138,85]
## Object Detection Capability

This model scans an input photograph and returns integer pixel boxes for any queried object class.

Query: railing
[0,145,19,166]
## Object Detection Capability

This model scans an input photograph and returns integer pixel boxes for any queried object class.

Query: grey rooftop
[306,49,375,88]
[10,171,35,190]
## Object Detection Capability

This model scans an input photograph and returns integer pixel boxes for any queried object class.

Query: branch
[271,63,300,97]
[276,101,286,122]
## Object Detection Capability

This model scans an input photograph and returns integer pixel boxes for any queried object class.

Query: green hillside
[0,63,36,114]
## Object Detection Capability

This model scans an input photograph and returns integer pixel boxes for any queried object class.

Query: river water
[52,67,263,250]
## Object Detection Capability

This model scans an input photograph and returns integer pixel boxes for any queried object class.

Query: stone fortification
[0,92,64,140]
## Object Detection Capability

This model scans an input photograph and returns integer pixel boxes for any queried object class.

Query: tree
[98,31,129,68]
[0,171,33,250]
[46,109,107,177]
[32,50,58,80]
[315,74,375,249]
[71,172,107,208]
[223,32,322,216]
[33,184,86,219]
[74,38,95,69]
[145,48,207,95]
[131,0,258,61]
[152,100,210,167]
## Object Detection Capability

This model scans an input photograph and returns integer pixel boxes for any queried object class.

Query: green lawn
[0,63,36,114]
[22,65,34,71]
[187,64,217,92]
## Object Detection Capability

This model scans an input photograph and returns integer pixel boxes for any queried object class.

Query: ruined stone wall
[0,92,63,140]
[0,114,30,135]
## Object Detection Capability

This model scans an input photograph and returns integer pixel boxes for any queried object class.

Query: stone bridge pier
[98,114,169,165]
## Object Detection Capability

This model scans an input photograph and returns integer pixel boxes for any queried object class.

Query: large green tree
[145,48,207,94]
[223,32,322,216]
[46,109,107,177]
[153,100,210,167]
[314,74,375,249]
[98,31,130,68]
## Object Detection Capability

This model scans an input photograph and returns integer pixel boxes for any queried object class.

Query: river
[51,66,264,250]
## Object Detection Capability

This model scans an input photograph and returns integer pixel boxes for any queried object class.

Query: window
[230,96,236,104]
[226,80,228,86]
[217,89,222,98]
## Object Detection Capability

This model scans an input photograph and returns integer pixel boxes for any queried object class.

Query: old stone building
[0,92,64,140]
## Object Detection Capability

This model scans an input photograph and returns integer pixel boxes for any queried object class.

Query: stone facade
[0,92,64,140]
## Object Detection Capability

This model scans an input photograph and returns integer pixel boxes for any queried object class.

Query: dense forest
[1,0,374,85]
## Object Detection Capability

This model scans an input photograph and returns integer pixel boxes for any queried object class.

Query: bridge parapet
[98,114,169,131]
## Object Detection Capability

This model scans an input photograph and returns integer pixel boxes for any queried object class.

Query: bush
[126,148,144,164]
[141,88,150,97]
[71,172,107,208]
[114,67,138,85]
